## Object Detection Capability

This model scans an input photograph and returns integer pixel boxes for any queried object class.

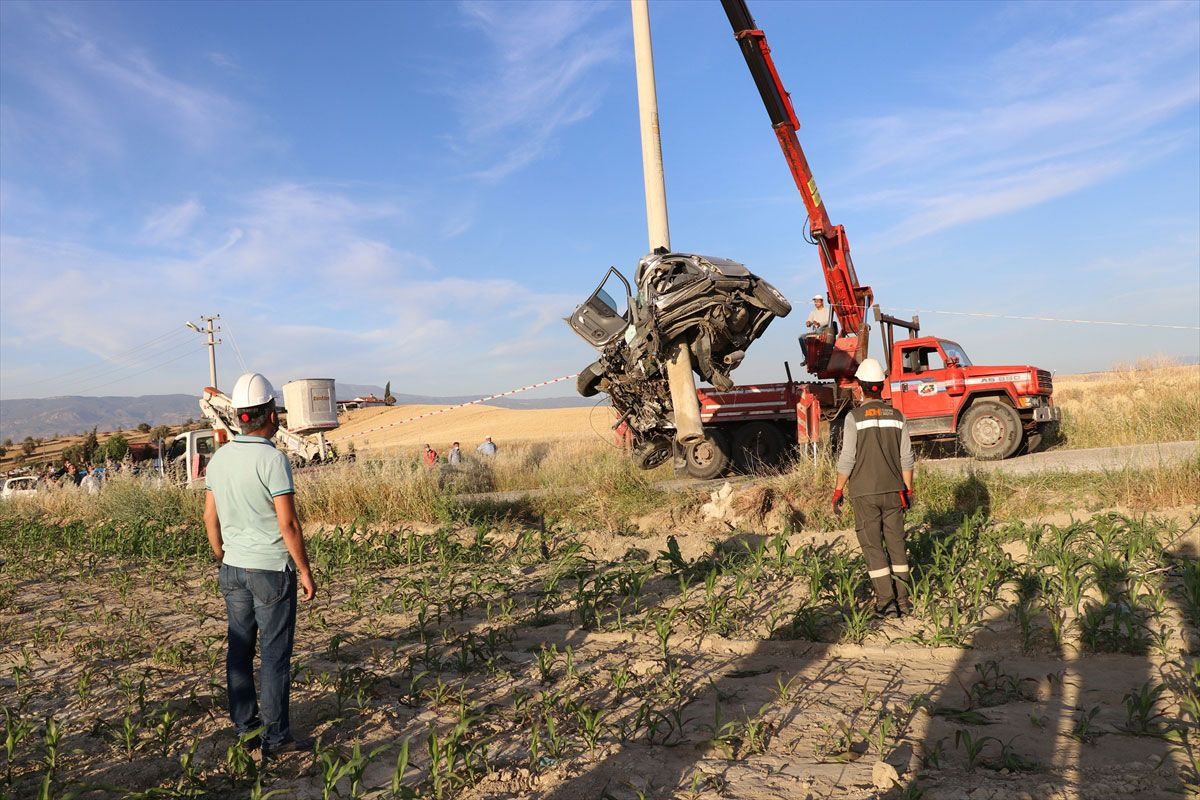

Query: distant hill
[0,394,200,441]
[0,385,598,441]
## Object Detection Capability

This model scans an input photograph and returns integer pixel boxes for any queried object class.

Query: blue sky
[1,0,1197,401]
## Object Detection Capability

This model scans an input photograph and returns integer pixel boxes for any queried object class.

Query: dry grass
[1053,359,1199,448]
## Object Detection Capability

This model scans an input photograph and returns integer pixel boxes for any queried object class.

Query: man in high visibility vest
[832,358,915,617]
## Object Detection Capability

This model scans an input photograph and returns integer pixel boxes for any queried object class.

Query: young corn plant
[1120,681,1169,736]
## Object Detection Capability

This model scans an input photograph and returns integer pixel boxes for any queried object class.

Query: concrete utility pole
[630,0,703,445]
[186,315,222,389]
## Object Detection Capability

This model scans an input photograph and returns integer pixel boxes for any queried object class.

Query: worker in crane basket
[203,372,317,759]
[831,358,916,618]
[805,293,831,333]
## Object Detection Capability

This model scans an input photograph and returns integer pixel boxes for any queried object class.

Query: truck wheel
[958,401,1023,460]
[632,436,672,471]
[685,429,731,480]
[753,279,792,317]
[577,361,604,398]
[732,422,787,472]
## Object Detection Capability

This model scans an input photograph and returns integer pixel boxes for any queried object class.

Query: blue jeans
[218,564,297,747]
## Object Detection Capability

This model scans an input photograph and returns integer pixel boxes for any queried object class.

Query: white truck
[167,382,339,484]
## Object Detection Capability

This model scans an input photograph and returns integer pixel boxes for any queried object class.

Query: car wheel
[685,428,731,480]
[732,422,787,472]
[577,360,604,398]
[958,401,1023,460]
[752,279,792,317]
[632,436,672,471]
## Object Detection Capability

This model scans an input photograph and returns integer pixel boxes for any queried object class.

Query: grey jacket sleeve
[836,419,857,476]
[900,422,915,470]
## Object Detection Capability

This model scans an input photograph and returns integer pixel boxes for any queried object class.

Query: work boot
[872,600,896,620]
[261,736,313,763]
[897,596,914,616]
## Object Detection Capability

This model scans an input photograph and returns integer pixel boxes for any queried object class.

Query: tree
[149,425,173,443]
[82,427,100,462]
[102,432,129,461]
[136,423,152,433]
[384,381,396,406]
[2,438,12,448]
[21,437,36,457]
[0,445,7,459]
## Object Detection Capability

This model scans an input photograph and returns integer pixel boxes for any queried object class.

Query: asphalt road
[921,440,1198,476]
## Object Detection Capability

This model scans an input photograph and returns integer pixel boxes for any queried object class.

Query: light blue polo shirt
[205,435,295,571]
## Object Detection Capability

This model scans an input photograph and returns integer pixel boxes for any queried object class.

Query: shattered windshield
[940,340,973,367]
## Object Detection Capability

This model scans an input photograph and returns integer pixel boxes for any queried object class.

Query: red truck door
[890,342,955,430]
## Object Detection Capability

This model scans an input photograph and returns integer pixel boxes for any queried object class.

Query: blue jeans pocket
[246,569,291,606]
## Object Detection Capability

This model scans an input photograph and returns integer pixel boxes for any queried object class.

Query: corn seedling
[1121,681,1169,735]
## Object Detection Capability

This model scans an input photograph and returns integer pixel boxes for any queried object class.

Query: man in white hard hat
[832,358,915,618]
[805,294,831,332]
[203,372,317,759]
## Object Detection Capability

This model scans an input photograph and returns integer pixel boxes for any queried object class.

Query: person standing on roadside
[832,358,915,618]
[423,444,438,467]
[476,436,497,456]
[448,442,462,466]
[203,372,316,759]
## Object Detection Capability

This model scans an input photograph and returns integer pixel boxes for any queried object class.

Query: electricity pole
[630,0,703,445]
[186,315,221,389]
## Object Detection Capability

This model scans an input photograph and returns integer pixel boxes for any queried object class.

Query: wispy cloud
[140,198,205,245]
[446,0,625,181]
[843,1,1199,249]
[0,3,251,168]
[0,183,583,397]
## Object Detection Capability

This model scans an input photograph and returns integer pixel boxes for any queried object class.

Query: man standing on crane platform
[831,359,916,617]
[203,372,317,759]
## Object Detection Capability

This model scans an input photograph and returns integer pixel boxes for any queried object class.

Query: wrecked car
[566,250,790,469]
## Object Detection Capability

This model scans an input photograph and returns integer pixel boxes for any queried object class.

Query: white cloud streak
[0,183,582,398]
[447,0,625,181]
[842,1,1200,250]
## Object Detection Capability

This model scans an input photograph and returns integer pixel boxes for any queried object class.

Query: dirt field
[1,495,1197,799]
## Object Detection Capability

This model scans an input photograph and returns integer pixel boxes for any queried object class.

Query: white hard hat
[854,358,886,383]
[812,294,824,301]
[231,372,276,409]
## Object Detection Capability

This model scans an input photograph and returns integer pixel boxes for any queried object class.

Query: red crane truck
[569,0,1061,478]
[669,0,1060,478]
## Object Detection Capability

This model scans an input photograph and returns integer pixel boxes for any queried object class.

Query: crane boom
[720,0,872,340]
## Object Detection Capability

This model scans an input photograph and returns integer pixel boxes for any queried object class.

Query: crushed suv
[566,250,790,467]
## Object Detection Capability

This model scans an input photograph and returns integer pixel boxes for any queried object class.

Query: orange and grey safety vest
[836,400,914,498]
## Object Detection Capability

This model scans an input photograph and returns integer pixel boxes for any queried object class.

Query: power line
[819,302,1199,331]
[11,327,193,388]
[69,344,211,396]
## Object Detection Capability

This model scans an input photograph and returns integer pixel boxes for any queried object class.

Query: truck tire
[685,429,731,480]
[632,436,672,471]
[958,400,1023,460]
[752,279,792,317]
[577,360,604,398]
[732,421,787,472]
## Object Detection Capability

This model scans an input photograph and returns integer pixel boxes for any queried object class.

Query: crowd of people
[421,436,497,467]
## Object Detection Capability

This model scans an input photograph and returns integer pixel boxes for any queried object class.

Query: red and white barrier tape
[339,373,579,440]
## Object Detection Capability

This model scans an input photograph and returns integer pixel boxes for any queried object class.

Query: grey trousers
[851,491,909,603]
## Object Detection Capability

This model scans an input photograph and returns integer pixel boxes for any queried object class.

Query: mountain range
[0,383,597,441]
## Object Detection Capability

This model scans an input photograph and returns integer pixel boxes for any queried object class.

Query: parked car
[1,476,38,500]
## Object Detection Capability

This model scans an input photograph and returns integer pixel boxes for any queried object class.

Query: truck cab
[884,336,1059,459]
[165,430,220,484]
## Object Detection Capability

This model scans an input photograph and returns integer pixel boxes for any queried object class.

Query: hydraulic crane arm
[721,0,873,338]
